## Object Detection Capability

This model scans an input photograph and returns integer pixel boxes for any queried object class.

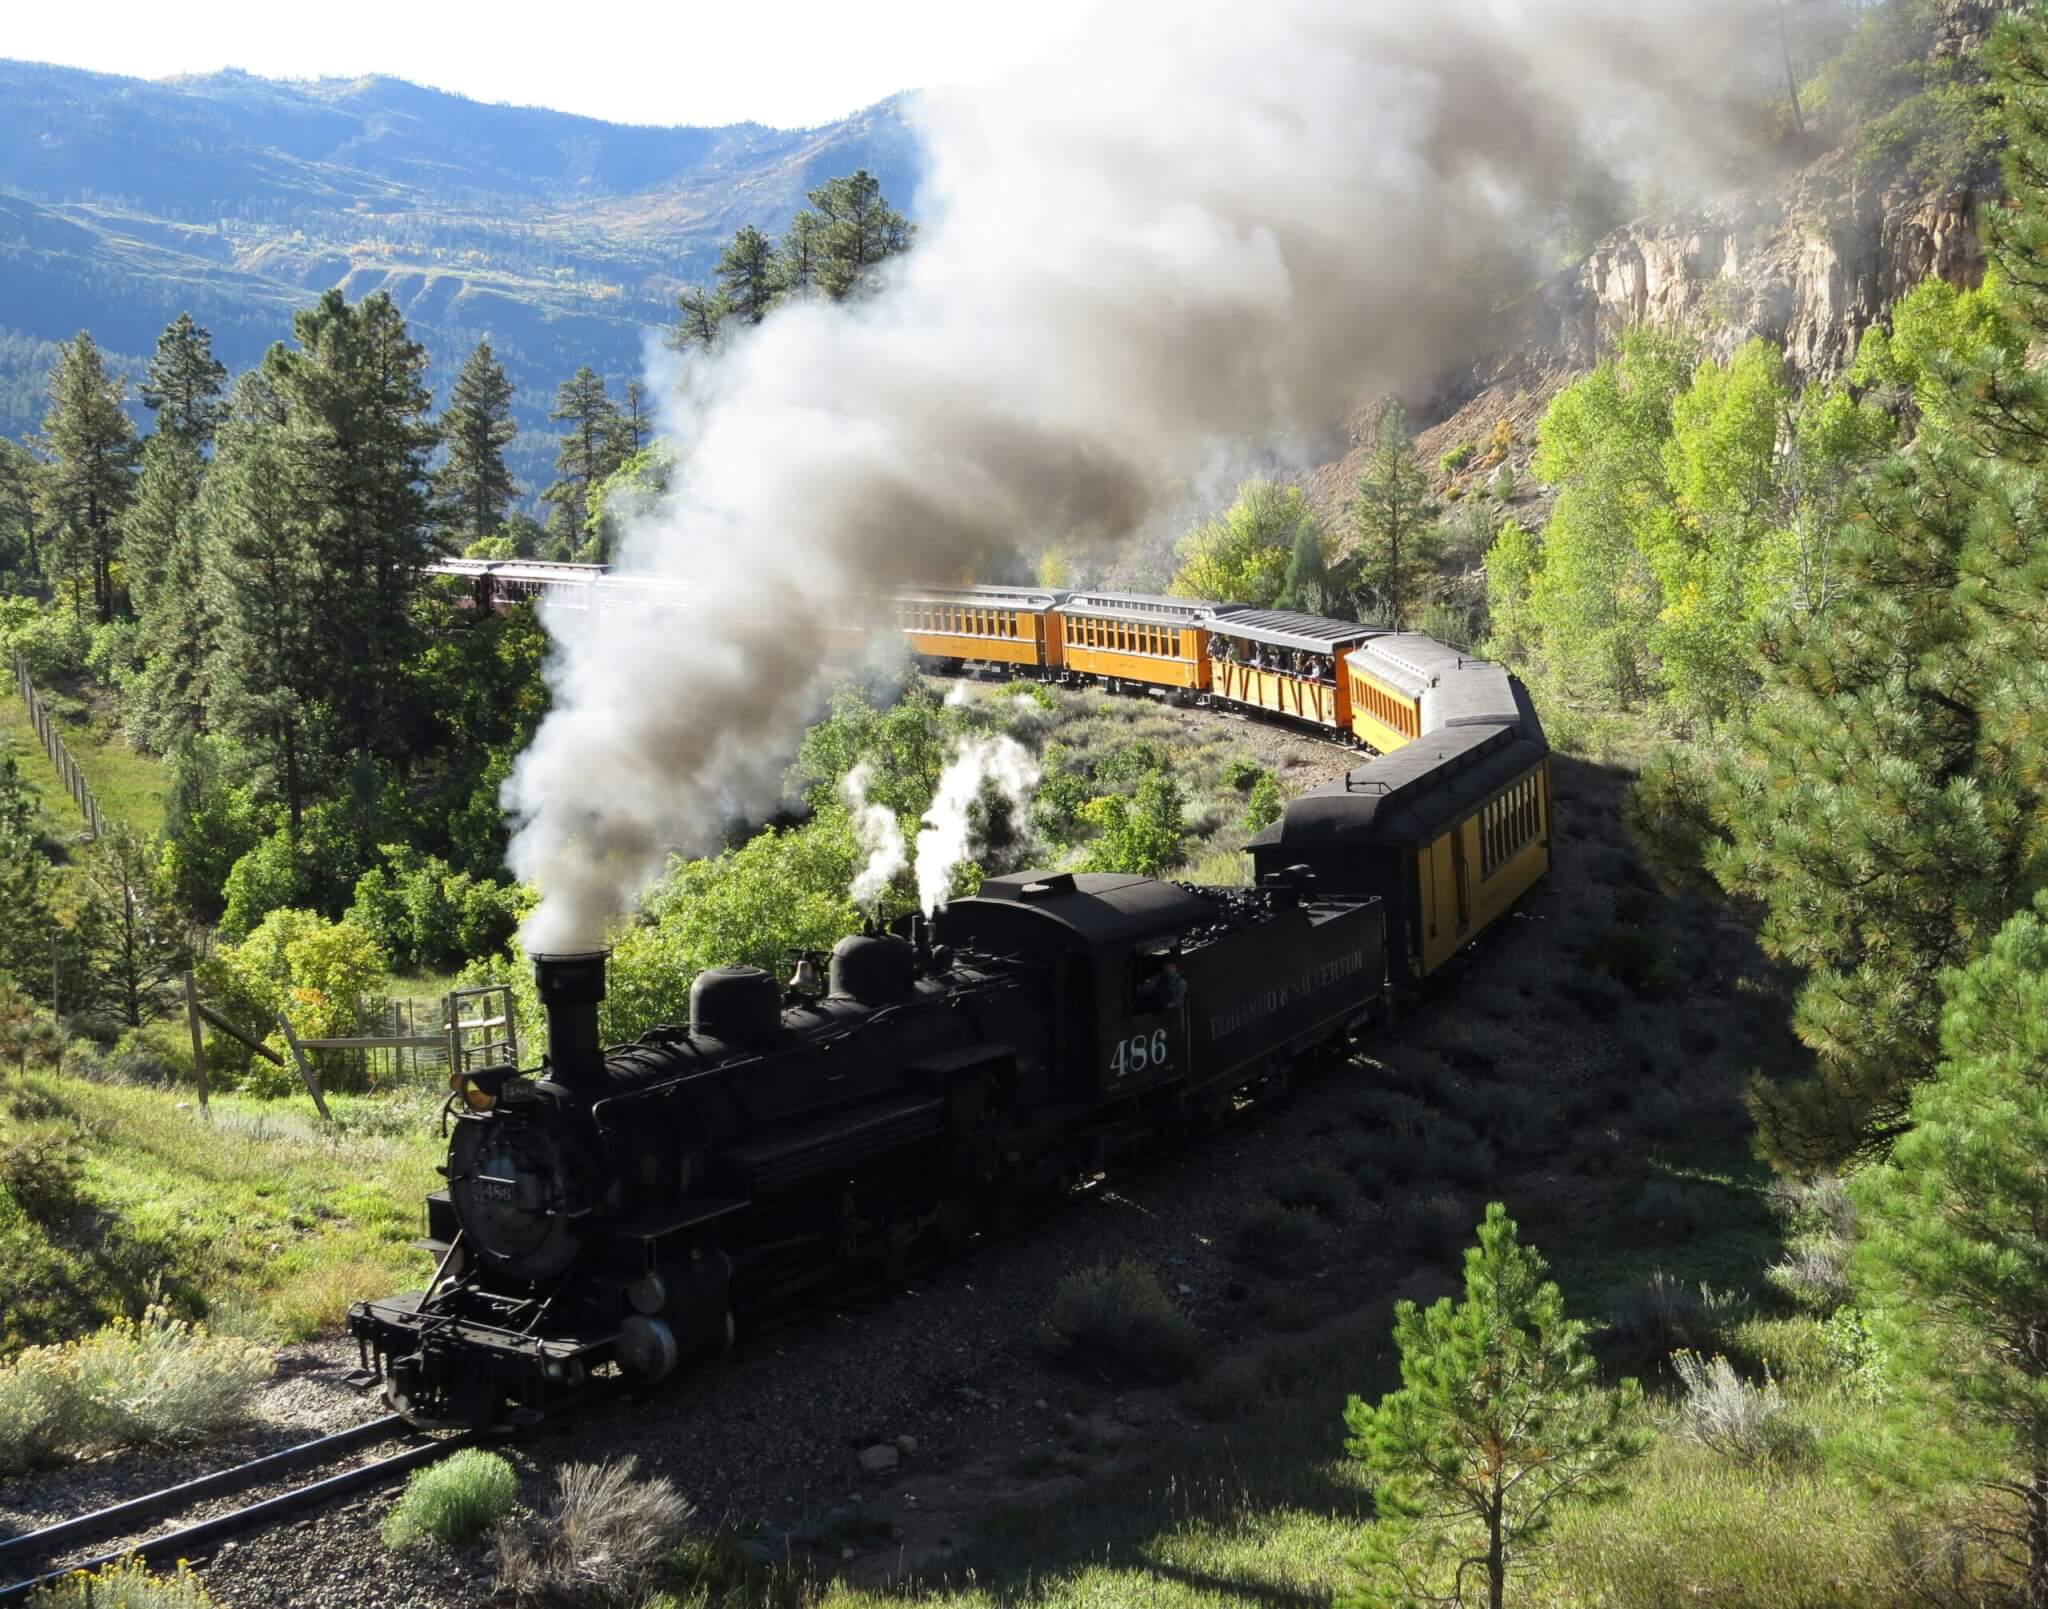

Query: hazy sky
[8,0,1099,129]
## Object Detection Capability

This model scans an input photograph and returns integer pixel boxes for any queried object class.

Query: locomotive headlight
[447,1072,496,1112]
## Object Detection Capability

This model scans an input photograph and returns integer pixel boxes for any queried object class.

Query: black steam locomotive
[349,871,1386,1428]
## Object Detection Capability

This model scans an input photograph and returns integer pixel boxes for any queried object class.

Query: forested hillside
[15,5,2048,1607]
[0,62,920,495]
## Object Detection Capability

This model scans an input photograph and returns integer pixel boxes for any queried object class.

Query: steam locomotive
[352,585,1553,1429]
[351,874,1387,1428]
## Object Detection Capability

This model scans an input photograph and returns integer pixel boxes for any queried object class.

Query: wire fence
[11,650,105,839]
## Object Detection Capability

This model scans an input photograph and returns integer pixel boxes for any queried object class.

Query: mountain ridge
[0,59,923,500]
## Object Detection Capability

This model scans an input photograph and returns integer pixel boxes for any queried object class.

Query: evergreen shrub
[382,1448,519,1549]
[1231,1200,1321,1267]
[1042,1259,1204,1382]
[1270,1162,1349,1217]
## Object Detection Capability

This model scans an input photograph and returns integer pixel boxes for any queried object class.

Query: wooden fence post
[275,1012,333,1122]
[183,970,208,1110]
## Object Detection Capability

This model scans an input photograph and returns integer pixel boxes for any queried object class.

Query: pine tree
[260,291,439,768]
[1277,511,1330,614]
[616,379,649,458]
[542,367,622,539]
[1699,12,2048,1168]
[123,317,231,747]
[72,824,188,1028]
[35,332,140,623]
[434,340,520,549]
[717,224,780,326]
[773,208,827,300]
[140,313,228,452]
[123,437,212,748]
[0,742,60,1001]
[1852,893,2048,1606]
[809,170,913,302]
[669,286,727,353]
[1342,404,1441,629]
[0,438,36,581]
[1343,1204,1647,1609]
[200,370,337,833]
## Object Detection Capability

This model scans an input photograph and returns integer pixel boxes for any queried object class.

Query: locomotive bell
[531,950,609,1086]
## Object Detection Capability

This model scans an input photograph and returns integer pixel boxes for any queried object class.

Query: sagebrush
[1671,1351,1812,1469]
[0,1306,272,1472]
[493,1455,693,1607]
[1042,1259,1205,1382]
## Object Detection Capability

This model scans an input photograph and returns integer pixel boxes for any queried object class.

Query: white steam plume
[840,761,910,915]
[507,0,1774,950]
[915,735,1041,917]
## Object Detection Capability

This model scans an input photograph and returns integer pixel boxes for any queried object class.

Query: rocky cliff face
[1309,0,2024,535]
[1570,154,1983,387]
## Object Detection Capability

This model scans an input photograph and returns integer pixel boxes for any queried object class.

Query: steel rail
[0,1416,405,1573]
[0,1422,473,1604]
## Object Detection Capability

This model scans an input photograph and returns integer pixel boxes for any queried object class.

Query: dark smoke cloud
[507,0,1774,949]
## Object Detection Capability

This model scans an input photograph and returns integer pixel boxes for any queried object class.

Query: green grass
[44,682,169,837]
[0,695,93,848]
[0,679,169,843]
[0,1072,442,1350]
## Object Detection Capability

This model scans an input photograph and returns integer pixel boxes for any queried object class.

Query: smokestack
[531,951,608,1086]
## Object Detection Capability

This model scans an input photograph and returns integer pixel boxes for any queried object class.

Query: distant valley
[0,60,921,499]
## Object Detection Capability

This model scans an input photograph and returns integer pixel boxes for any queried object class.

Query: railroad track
[0,1415,475,1602]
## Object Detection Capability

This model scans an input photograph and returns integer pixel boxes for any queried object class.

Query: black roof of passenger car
[1201,609,1380,652]
[1250,727,1547,850]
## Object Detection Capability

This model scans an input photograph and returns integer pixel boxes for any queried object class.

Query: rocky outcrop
[1310,0,2027,527]
[1570,156,1983,385]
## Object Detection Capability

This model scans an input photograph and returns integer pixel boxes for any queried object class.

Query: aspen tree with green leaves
[1168,479,1322,609]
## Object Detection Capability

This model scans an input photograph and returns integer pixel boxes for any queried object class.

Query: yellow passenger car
[1248,653,1550,984]
[894,585,1067,669]
[1407,754,1551,974]
[1058,594,1212,690]
[1204,609,1378,733]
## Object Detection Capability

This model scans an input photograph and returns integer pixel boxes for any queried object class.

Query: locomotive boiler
[350,872,1387,1428]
